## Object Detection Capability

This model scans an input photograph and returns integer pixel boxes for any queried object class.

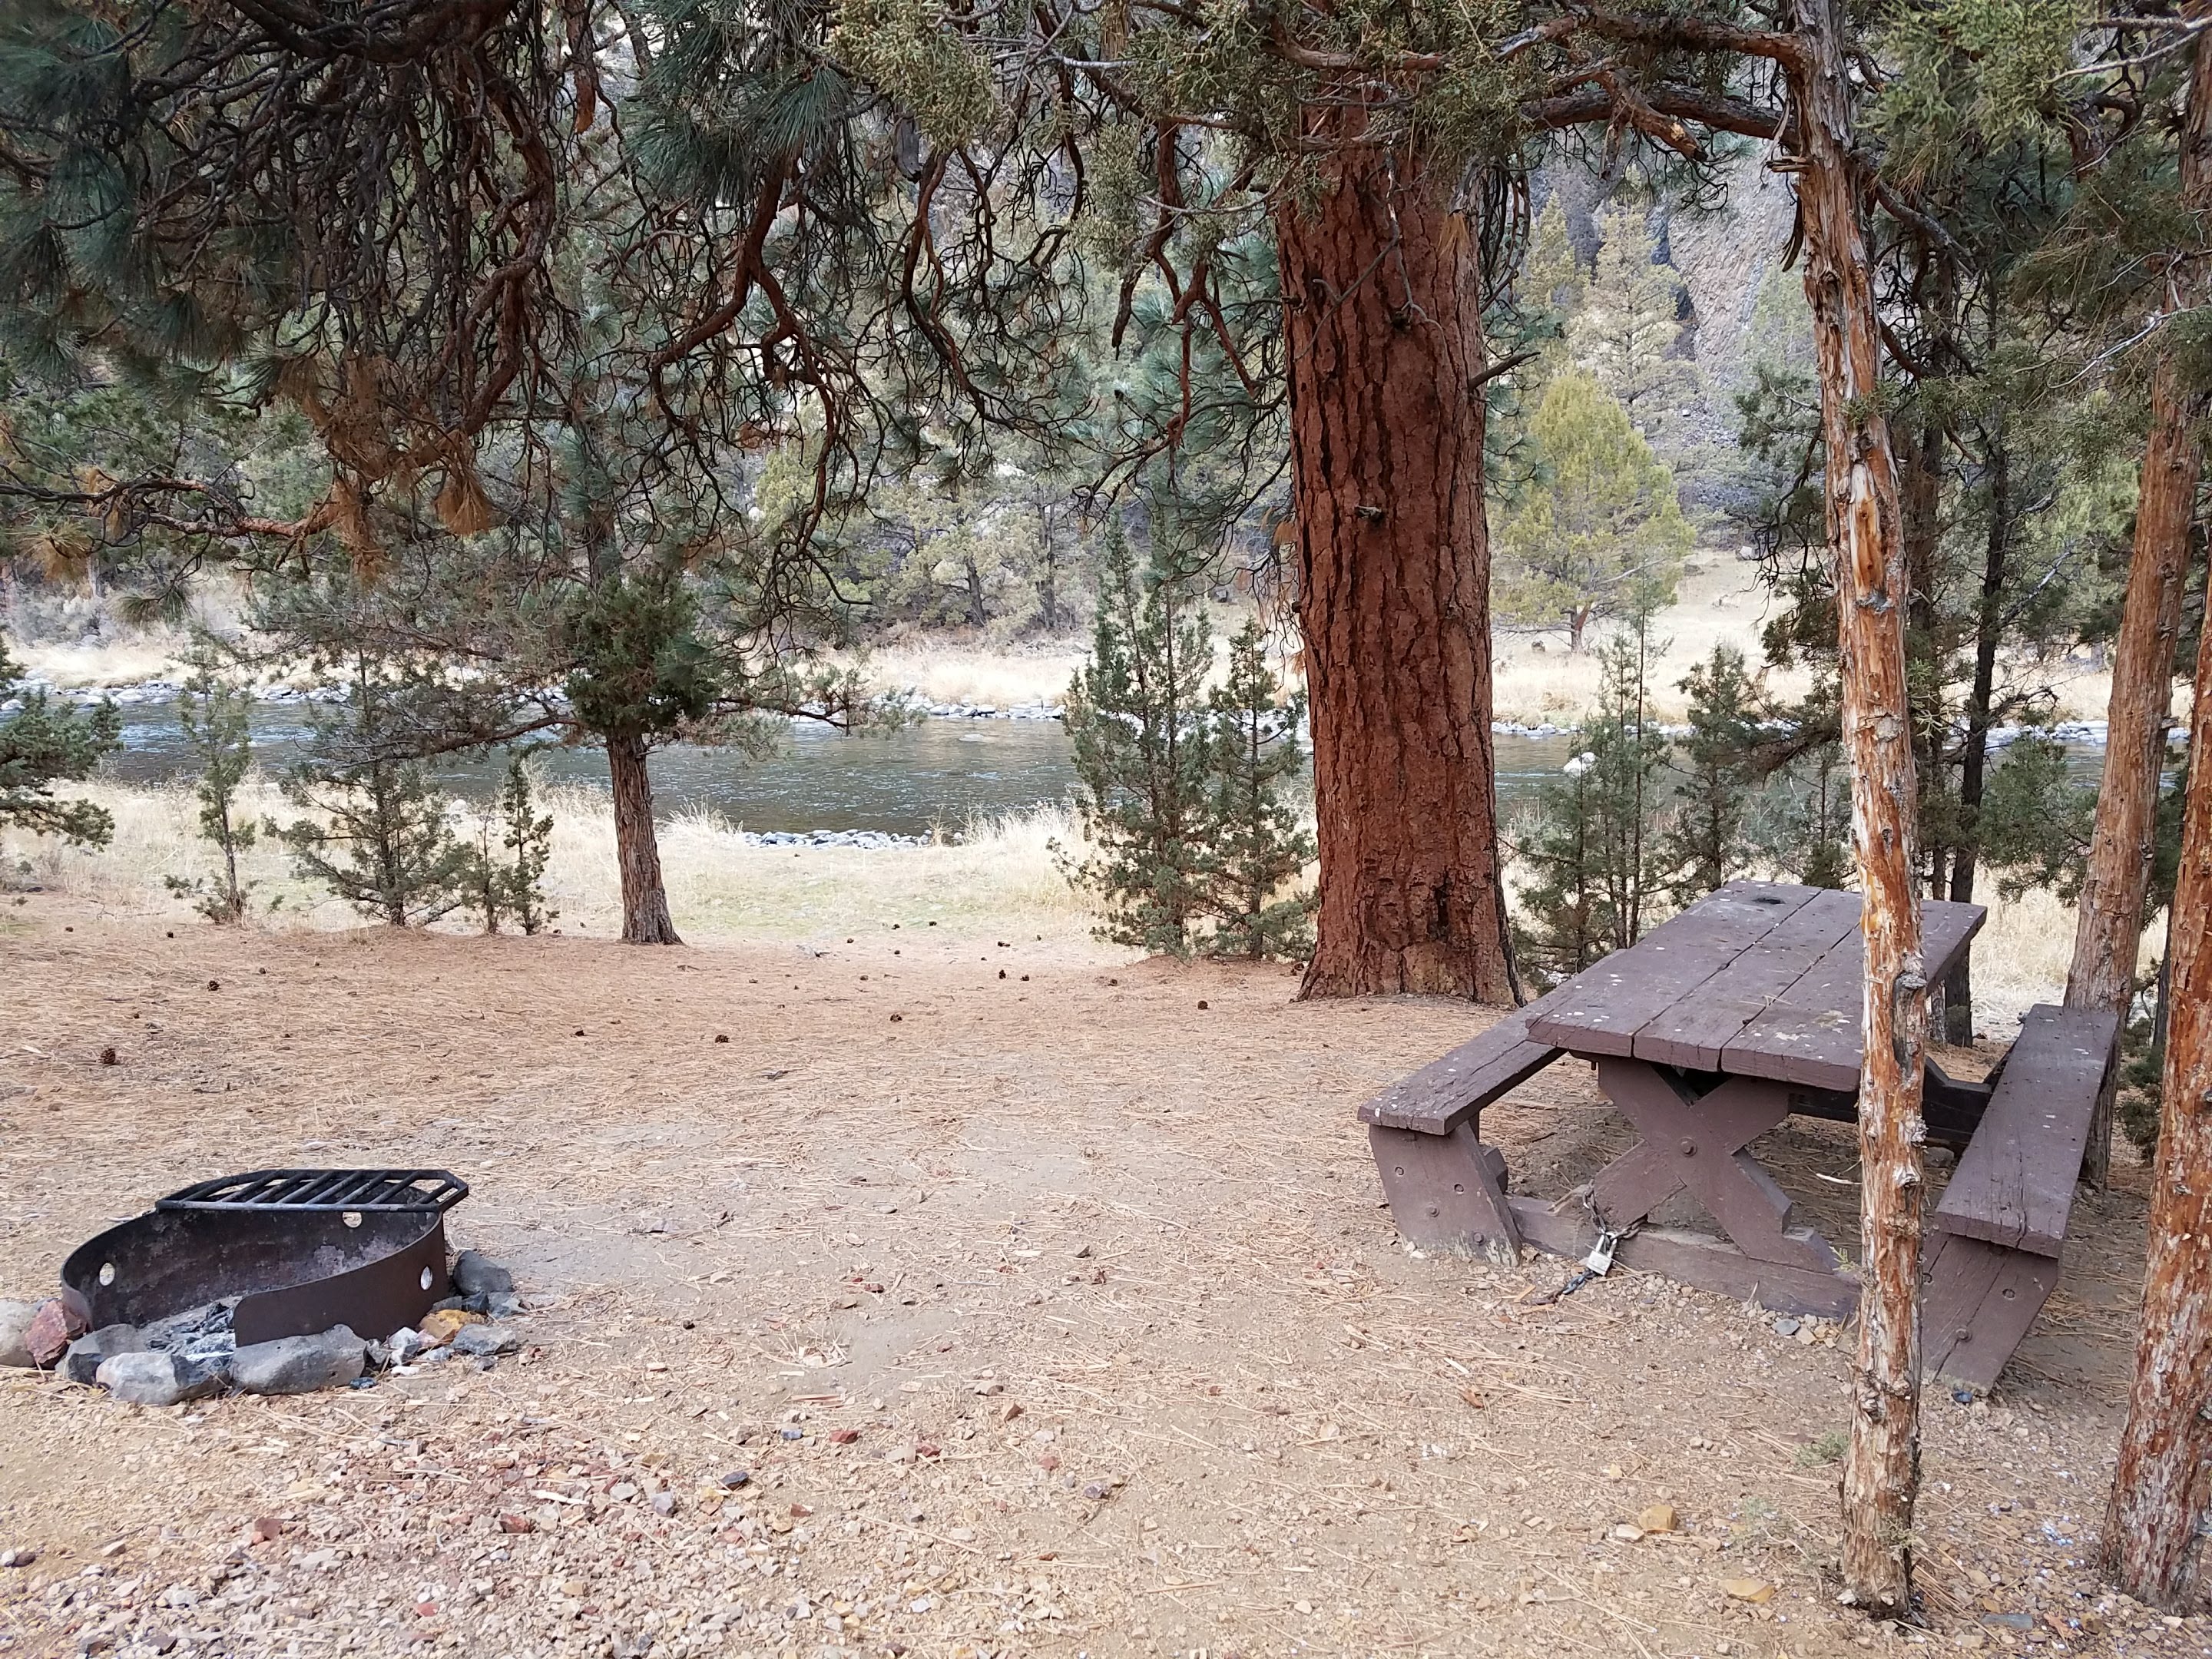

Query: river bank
[7,559,2131,729]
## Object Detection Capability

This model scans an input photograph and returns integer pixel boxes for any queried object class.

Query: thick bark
[1277,141,1516,1002]
[2103,16,2212,1597]
[1786,0,1929,1615]
[608,730,680,945]
[2070,356,2200,1181]
[2105,564,2212,1607]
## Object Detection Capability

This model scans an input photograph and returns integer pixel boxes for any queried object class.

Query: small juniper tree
[163,659,257,922]
[1060,516,1215,956]
[1204,621,1315,960]
[461,754,557,935]
[0,636,120,846]
[1515,611,1673,978]
[276,654,469,927]
[1661,645,1762,904]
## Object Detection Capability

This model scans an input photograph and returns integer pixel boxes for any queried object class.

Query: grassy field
[3,775,2134,1044]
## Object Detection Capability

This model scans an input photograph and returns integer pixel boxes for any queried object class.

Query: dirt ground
[0,898,2201,1659]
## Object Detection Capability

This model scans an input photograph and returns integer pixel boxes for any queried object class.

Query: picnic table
[1359,880,2120,1390]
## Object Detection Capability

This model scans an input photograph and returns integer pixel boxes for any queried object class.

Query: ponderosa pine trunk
[1787,0,1929,1615]
[607,730,680,945]
[1276,138,1516,1003]
[2070,353,2201,1183]
[2101,12,2212,1602]
[2105,540,2212,1606]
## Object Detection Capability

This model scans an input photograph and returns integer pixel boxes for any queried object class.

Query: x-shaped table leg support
[1591,1058,1839,1275]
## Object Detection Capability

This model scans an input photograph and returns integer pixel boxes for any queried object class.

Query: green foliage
[1204,621,1314,960]
[1975,732,2098,900]
[0,633,119,845]
[1515,612,1672,980]
[460,754,557,936]
[561,572,723,745]
[1059,517,1216,956]
[275,655,469,928]
[161,658,257,923]
[1498,369,1691,647]
[1661,645,1761,905]
[829,0,994,145]
[1565,204,1697,431]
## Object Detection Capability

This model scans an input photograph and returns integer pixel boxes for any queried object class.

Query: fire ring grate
[62,1169,471,1350]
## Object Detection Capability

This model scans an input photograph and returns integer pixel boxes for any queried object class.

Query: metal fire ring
[62,1168,471,1348]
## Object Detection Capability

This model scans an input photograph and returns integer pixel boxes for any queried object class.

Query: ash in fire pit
[137,1296,240,1365]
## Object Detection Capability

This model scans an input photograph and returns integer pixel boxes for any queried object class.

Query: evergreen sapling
[0,637,121,848]
[1058,518,1215,955]
[1204,620,1314,959]
[274,654,469,926]
[163,659,258,922]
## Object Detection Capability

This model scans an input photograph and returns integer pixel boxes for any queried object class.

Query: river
[94,699,2110,839]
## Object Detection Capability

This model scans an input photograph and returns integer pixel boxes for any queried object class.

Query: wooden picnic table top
[1525,880,1987,1094]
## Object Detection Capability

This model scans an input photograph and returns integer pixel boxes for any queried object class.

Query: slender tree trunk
[1276,135,1515,1002]
[1786,0,1929,1615]
[1945,416,2012,1043]
[2105,555,2212,1606]
[2073,12,2212,1187]
[2071,356,2201,1182]
[607,731,680,945]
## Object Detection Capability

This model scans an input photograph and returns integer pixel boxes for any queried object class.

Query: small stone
[451,1250,515,1299]
[916,1441,942,1459]
[486,1291,523,1318]
[999,1401,1024,1424]
[450,1323,522,1359]
[25,1299,81,1367]
[1035,1452,1059,1472]
[718,1470,750,1488]
[96,1351,221,1407]
[1197,999,1209,1010]
[1771,1317,1801,1338]
[417,1307,482,1346]
[1637,1503,1678,1534]
[651,1491,677,1517]
[206,979,220,992]
[1720,1577,1776,1604]
[0,1548,36,1568]
[227,1326,365,1395]
[250,1516,286,1543]
[499,1514,535,1533]
[780,1426,804,1441]
[611,1482,640,1502]
[98,1047,116,1067]
[830,1428,859,1445]
[1082,1482,1111,1501]
[65,1325,148,1386]
[144,1628,177,1654]
[0,1300,38,1368]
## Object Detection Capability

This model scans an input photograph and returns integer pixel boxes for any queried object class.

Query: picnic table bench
[1359,880,2120,1392]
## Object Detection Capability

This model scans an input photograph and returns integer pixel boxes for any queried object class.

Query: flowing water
[96,699,2106,840]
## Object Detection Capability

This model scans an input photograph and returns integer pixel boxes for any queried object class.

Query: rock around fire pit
[0,1170,532,1404]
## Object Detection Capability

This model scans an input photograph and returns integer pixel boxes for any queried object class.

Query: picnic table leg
[1369,1124,1521,1263]
[1591,1060,1842,1275]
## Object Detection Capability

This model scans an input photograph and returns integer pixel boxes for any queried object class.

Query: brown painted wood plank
[1932,1004,2119,1258]
[1507,1197,1860,1320]
[1634,889,1863,1070]
[1922,1231,2061,1392]
[1527,881,1817,1057]
[1718,898,1988,1091]
[1357,984,1572,1134]
[1369,1124,1521,1259]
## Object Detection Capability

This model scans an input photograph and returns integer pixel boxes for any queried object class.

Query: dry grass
[1491,558,2131,726]
[8,780,2128,1032]
[2,779,1110,951]
[8,632,190,690]
[849,638,1088,709]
